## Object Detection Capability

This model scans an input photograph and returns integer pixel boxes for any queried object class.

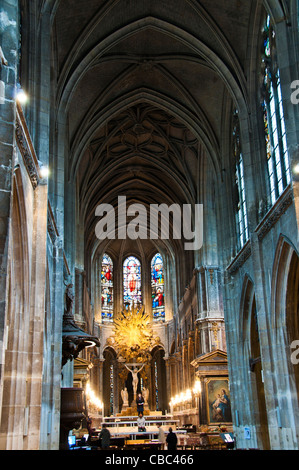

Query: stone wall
[224,187,299,449]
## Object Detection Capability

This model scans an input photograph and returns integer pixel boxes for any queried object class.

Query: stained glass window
[262,14,290,206]
[101,253,113,322]
[123,256,142,308]
[151,253,165,321]
[232,110,249,249]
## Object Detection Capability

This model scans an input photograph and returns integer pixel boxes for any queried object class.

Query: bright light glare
[293,163,299,175]
[193,380,202,395]
[16,89,28,104]
[39,166,49,179]
[86,383,103,410]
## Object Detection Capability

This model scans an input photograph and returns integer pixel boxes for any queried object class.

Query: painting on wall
[206,378,232,424]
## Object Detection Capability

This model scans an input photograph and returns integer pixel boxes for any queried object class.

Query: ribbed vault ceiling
[49,0,254,262]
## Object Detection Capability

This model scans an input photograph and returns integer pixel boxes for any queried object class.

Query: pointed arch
[239,274,270,449]
[239,274,255,343]
[69,89,221,182]
[1,168,30,448]
[58,16,249,115]
[271,235,299,331]
[269,235,299,441]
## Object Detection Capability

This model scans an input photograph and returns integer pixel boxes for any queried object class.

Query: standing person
[166,427,177,452]
[136,392,144,414]
[157,423,166,450]
[99,423,111,449]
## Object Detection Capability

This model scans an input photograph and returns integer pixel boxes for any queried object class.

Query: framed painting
[206,378,232,424]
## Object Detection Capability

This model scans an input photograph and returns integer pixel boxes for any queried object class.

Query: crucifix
[124,363,145,401]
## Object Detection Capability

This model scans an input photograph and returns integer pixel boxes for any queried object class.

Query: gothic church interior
[0,0,299,451]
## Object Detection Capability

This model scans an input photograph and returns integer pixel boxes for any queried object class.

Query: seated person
[137,413,146,432]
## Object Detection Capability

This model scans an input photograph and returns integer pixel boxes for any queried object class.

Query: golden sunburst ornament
[113,305,154,363]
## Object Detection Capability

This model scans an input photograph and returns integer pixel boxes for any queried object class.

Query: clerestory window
[232,109,249,249]
[261,14,290,206]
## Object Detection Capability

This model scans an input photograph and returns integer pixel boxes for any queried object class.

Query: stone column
[195,266,225,353]
[26,181,48,450]
[164,358,171,412]
[0,0,19,396]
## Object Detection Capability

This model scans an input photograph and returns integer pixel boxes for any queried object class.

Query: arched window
[123,256,142,308]
[232,109,249,249]
[151,253,165,321]
[261,14,290,206]
[101,253,113,321]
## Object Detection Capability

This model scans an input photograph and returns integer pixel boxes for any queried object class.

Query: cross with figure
[124,363,145,400]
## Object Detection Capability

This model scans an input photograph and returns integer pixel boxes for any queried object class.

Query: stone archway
[249,297,270,450]
[0,170,30,448]
[240,276,270,450]
[286,250,299,405]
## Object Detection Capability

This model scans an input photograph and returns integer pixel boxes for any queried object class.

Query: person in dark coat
[136,392,144,415]
[99,423,111,449]
[166,427,177,451]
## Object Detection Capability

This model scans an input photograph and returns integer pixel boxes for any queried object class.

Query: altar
[90,412,187,448]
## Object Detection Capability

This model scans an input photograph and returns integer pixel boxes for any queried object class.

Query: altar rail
[103,420,179,427]
[103,413,176,422]
[95,414,184,441]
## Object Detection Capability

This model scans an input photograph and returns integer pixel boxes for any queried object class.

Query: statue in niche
[142,387,149,405]
[121,387,129,407]
[63,282,76,330]
[64,283,74,316]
